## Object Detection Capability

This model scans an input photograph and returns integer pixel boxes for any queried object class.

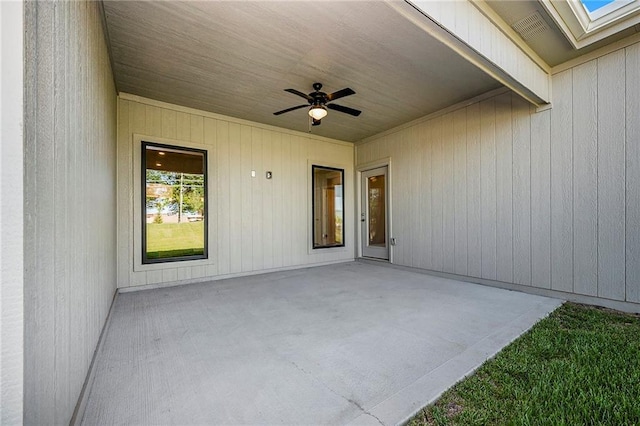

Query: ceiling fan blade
[273,104,308,115]
[326,88,355,102]
[284,88,313,101]
[327,103,361,116]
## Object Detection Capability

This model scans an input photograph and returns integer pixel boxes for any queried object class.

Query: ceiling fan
[273,82,361,126]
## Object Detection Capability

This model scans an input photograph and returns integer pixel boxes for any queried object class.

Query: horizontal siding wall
[117,97,354,289]
[23,1,118,424]
[356,41,640,306]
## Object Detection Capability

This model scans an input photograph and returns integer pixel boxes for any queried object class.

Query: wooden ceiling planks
[103,1,502,142]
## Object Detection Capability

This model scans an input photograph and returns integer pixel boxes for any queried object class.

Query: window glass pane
[581,0,616,12]
[313,166,345,248]
[143,143,207,263]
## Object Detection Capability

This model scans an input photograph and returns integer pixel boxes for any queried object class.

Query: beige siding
[1,1,25,422]
[466,103,482,278]
[480,98,497,280]
[23,1,117,424]
[530,108,552,289]
[597,50,626,300]
[572,61,598,297]
[356,41,640,306]
[550,70,574,293]
[431,117,444,271]
[443,114,456,274]
[495,92,514,283]
[627,44,640,303]
[117,97,354,289]
[453,109,468,276]
[512,95,531,287]
[421,122,434,269]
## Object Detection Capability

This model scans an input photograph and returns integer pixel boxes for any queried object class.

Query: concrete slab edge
[357,259,640,314]
[118,259,356,293]
[346,299,564,426]
[70,289,119,426]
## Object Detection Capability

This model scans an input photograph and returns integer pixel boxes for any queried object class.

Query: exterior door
[361,167,389,260]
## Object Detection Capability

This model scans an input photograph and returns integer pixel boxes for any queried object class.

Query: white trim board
[552,32,640,74]
[356,87,511,146]
[356,158,394,263]
[119,93,352,148]
[118,259,356,293]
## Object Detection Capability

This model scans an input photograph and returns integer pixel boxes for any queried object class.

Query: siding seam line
[548,109,552,290]
[495,102,498,281]
[595,60,599,298]
[623,50,627,301]
[571,69,575,294]
[511,93,515,286]
[530,104,533,288]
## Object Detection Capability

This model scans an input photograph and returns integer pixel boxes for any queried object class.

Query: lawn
[409,302,640,425]
[146,222,204,259]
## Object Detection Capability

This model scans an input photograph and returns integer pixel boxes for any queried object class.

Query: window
[312,165,345,248]
[540,0,640,48]
[580,0,633,18]
[581,0,618,13]
[142,142,207,263]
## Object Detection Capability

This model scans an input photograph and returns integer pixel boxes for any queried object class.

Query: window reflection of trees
[143,143,207,263]
[146,170,205,223]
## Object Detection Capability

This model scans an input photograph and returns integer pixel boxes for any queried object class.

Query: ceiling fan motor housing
[273,82,361,125]
[311,84,327,106]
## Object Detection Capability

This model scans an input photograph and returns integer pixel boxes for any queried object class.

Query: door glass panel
[367,175,385,247]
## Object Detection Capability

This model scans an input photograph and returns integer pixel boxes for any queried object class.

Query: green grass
[146,222,204,259]
[409,302,640,426]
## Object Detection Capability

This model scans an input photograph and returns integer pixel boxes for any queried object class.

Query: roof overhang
[399,0,551,108]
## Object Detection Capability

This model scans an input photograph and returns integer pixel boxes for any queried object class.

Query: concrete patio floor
[81,261,562,425]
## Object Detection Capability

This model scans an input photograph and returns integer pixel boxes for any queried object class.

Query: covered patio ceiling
[102,1,503,142]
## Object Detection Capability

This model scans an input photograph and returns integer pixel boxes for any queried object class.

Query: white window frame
[540,0,640,48]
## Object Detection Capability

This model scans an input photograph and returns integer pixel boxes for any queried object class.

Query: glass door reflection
[367,175,385,247]
[361,166,388,260]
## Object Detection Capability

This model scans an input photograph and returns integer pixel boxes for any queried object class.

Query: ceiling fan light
[308,105,327,120]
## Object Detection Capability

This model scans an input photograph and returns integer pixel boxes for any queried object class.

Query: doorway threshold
[358,257,390,264]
